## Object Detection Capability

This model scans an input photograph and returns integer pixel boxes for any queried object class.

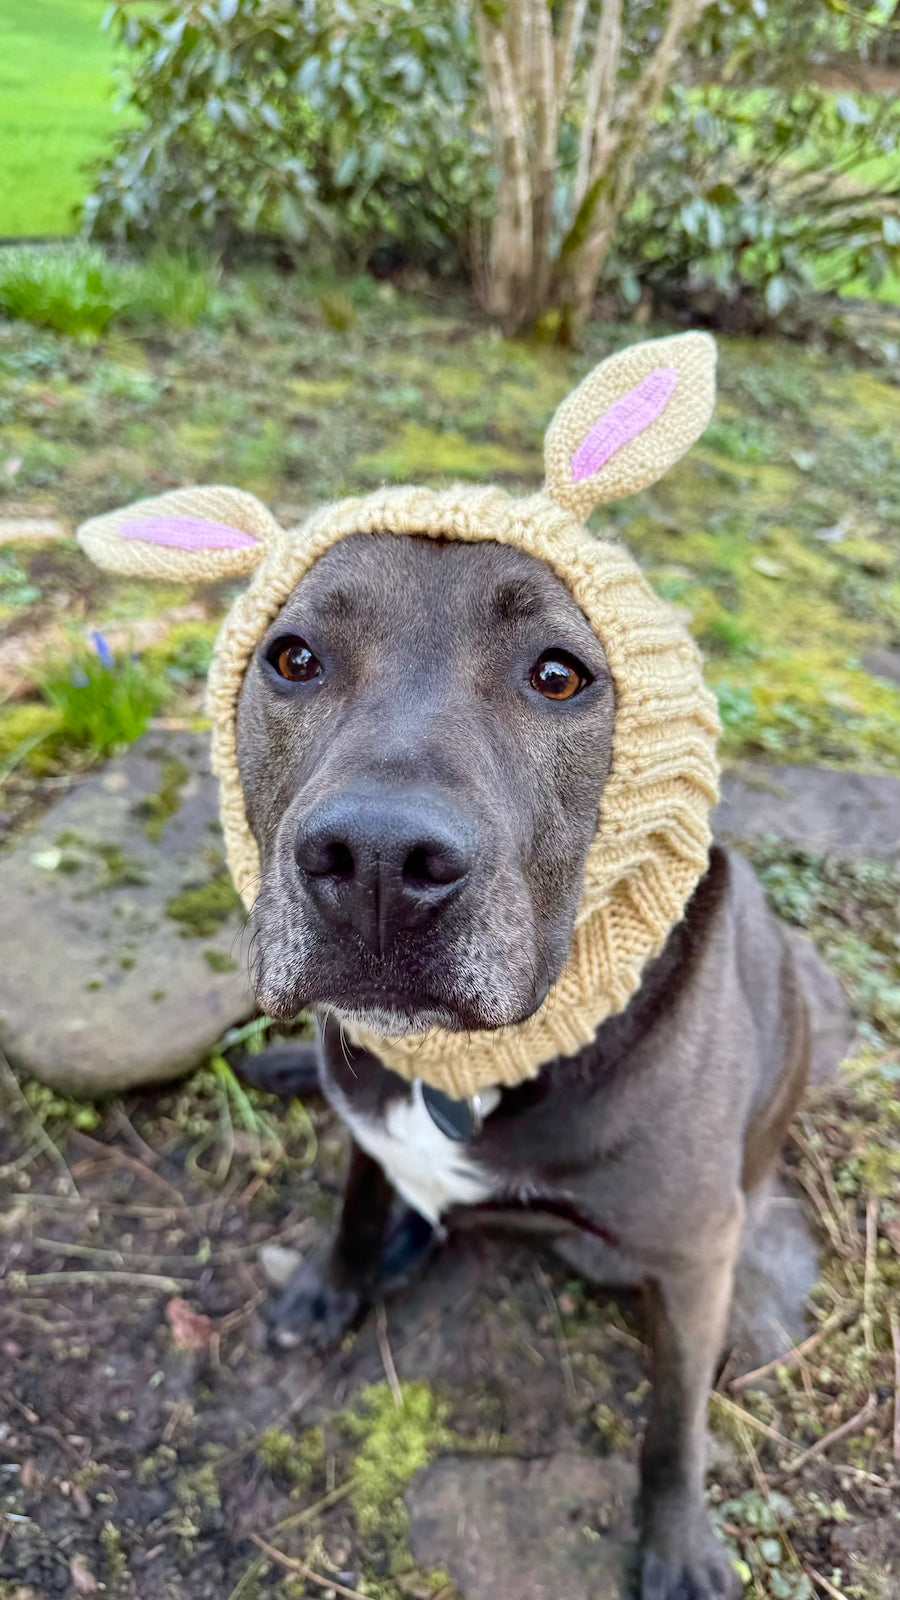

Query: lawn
[0,0,125,238]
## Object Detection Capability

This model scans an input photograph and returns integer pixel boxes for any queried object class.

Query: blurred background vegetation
[3,0,900,334]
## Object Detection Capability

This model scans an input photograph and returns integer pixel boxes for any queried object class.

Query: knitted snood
[78,332,720,1100]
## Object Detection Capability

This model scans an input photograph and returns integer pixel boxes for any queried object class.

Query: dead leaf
[70,1556,98,1594]
[165,1296,214,1352]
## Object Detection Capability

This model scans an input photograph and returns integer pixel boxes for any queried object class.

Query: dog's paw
[266,1256,363,1352]
[641,1527,740,1600]
[237,1042,321,1100]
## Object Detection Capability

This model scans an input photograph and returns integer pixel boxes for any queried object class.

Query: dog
[232,526,819,1600]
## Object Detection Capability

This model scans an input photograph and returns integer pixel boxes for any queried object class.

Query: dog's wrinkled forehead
[264,531,609,664]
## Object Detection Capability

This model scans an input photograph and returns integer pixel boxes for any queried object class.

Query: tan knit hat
[77,332,720,1099]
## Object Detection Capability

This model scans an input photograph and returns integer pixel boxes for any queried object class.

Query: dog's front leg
[639,1202,744,1600]
[269,1140,394,1350]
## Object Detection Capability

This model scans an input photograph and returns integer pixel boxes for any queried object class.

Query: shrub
[85,0,900,335]
[86,0,490,272]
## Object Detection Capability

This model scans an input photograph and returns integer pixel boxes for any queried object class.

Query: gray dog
[234,530,819,1600]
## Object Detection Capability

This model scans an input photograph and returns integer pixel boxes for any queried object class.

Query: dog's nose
[294,791,475,951]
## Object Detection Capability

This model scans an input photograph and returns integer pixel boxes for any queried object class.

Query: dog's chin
[256,980,549,1038]
[327,1002,464,1037]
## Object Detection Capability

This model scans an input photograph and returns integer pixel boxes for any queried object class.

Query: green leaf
[296,56,320,95]
[335,149,360,187]
[223,99,251,134]
[280,192,308,242]
[765,275,791,316]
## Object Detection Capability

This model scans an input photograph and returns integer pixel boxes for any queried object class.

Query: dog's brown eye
[530,652,589,701]
[268,636,322,683]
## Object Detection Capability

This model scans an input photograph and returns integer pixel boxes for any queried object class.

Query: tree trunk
[473,0,711,341]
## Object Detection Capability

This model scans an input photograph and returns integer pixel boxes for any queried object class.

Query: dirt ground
[1,987,899,1600]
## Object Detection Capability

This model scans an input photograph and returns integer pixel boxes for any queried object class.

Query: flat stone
[715,764,900,858]
[863,647,900,687]
[0,516,67,545]
[0,731,254,1095]
[408,1452,636,1600]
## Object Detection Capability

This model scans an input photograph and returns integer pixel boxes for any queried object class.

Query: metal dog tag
[421,1082,483,1142]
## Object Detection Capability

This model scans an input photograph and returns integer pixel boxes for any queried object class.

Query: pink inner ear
[118,515,257,552]
[571,367,679,484]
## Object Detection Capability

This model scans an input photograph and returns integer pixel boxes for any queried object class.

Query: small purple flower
[90,630,115,669]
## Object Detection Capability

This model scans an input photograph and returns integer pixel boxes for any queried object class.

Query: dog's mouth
[257,970,550,1039]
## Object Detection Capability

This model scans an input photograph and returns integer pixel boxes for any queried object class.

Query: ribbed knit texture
[77,332,720,1100]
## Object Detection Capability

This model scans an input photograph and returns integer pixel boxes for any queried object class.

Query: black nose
[294,790,476,952]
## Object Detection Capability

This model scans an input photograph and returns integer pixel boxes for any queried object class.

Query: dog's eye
[530,651,591,701]
[267,635,323,683]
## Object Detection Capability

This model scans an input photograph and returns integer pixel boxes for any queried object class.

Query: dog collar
[77,332,720,1102]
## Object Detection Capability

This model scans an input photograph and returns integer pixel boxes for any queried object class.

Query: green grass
[0,0,125,237]
[0,246,220,336]
[39,635,165,757]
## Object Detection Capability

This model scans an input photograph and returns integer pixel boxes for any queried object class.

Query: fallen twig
[13,1269,190,1291]
[270,1476,357,1536]
[375,1301,404,1410]
[863,1193,878,1359]
[883,1312,890,1465]
[778,1393,878,1481]
[533,1259,576,1402]
[731,1306,854,1393]
[810,1568,852,1600]
[710,1390,798,1454]
[0,1047,80,1197]
[250,1535,361,1598]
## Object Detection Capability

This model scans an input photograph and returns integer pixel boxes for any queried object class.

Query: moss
[203,948,238,973]
[22,1078,101,1132]
[92,843,149,890]
[258,1424,325,1493]
[99,1521,129,1584]
[288,376,352,405]
[135,757,190,842]
[358,422,533,483]
[591,1403,633,1452]
[345,1381,451,1545]
[167,867,242,937]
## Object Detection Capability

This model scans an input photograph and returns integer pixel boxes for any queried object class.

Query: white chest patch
[336,1081,498,1225]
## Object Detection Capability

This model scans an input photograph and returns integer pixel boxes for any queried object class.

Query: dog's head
[77,333,719,1069]
[236,532,616,1033]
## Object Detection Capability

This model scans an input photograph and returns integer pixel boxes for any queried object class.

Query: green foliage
[747,842,900,1045]
[613,76,900,316]
[38,636,165,757]
[87,0,489,270]
[83,0,900,326]
[0,246,219,339]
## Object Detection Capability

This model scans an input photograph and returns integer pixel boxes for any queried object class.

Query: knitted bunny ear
[77,486,281,583]
[543,331,716,520]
